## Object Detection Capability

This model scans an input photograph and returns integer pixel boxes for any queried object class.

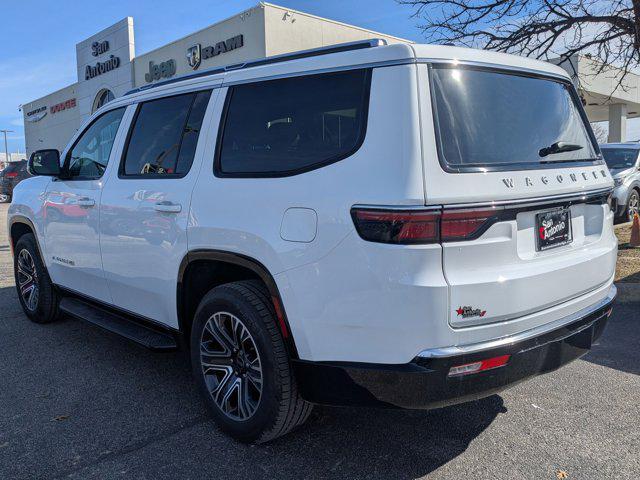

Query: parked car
[600,143,640,222]
[0,160,30,202]
[9,40,617,443]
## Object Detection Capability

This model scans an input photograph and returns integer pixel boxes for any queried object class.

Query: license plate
[536,208,572,251]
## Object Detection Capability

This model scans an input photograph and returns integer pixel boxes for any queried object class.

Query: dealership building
[20,2,640,154]
[20,2,408,155]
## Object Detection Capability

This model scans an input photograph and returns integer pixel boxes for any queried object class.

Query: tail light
[351,208,440,244]
[351,206,502,244]
[4,171,18,178]
[441,208,500,241]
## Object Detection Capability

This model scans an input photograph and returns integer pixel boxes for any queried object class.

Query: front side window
[430,66,599,171]
[121,91,211,177]
[601,148,639,170]
[217,69,371,176]
[66,107,126,179]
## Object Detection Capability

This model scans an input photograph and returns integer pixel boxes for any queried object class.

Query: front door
[43,107,128,303]
[99,89,216,327]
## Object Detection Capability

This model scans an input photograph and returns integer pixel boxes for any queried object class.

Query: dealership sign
[50,98,77,114]
[187,34,244,70]
[25,106,47,123]
[85,39,121,80]
[145,59,177,83]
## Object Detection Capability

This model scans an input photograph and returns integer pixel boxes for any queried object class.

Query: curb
[614,282,640,304]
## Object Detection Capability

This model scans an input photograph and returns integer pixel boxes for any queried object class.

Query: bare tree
[399,0,640,88]
[590,122,609,143]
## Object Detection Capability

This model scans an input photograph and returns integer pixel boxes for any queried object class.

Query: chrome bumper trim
[417,284,616,359]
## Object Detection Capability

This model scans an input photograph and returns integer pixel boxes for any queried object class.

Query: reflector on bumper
[448,355,511,377]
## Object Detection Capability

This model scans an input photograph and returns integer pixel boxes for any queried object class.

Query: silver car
[600,143,640,222]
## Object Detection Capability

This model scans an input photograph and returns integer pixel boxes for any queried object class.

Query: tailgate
[442,190,617,327]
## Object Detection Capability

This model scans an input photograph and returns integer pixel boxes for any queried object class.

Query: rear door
[99,88,216,327]
[419,64,616,327]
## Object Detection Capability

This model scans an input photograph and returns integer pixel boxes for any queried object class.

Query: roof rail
[124,38,388,96]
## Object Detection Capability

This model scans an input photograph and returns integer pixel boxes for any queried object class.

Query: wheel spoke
[16,249,39,312]
[199,311,263,421]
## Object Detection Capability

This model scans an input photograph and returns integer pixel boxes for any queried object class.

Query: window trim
[427,63,604,174]
[213,68,372,178]
[117,90,212,180]
[62,107,127,181]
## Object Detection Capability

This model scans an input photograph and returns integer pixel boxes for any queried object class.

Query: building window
[93,89,115,112]
[216,69,371,177]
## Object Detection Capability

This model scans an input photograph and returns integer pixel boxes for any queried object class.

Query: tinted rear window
[430,67,598,171]
[217,69,370,176]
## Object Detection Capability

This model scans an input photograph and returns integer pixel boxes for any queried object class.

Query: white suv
[9,40,617,443]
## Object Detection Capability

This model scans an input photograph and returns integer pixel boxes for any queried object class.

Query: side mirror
[28,149,61,176]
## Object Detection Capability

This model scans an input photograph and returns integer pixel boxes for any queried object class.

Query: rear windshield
[430,66,598,171]
[601,148,639,170]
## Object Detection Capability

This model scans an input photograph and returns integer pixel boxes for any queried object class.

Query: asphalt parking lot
[0,203,639,480]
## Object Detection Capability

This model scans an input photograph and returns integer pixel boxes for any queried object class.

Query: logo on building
[50,98,77,114]
[25,106,47,123]
[186,34,244,70]
[145,59,177,83]
[187,44,201,70]
[91,40,110,56]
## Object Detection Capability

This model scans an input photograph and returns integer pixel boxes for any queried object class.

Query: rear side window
[216,69,371,177]
[121,90,211,177]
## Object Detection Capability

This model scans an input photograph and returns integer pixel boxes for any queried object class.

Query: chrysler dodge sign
[25,106,47,123]
[187,34,244,70]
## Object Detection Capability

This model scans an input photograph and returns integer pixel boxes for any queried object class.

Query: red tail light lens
[4,171,18,178]
[441,208,499,241]
[448,354,511,377]
[351,208,441,244]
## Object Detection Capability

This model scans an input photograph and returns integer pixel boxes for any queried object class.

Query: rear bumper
[293,285,616,409]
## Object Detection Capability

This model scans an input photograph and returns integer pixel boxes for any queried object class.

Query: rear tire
[13,233,59,323]
[190,280,312,443]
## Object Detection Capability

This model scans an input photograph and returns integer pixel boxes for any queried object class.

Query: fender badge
[456,306,486,318]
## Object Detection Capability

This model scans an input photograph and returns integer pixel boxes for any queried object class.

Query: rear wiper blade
[539,141,584,158]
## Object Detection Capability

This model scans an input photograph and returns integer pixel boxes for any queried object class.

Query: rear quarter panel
[188,65,426,359]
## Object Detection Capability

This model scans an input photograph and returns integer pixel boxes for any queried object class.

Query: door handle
[154,201,182,213]
[76,197,95,207]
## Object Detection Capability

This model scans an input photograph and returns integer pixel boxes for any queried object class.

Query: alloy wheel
[17,249,39,311]
[200,311,263,421]
[628,192,639,222]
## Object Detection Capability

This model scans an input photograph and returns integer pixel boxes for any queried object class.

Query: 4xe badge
[456,306,486,318]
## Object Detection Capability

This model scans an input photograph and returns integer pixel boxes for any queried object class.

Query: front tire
[191,280,312,443]
[13,233,59,323]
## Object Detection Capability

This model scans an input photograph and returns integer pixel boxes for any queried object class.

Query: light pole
[0,129,14,165]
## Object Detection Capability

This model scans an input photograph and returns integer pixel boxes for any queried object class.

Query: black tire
[625,189,640,223]
[13,233,59,323]
[190,280,312,443]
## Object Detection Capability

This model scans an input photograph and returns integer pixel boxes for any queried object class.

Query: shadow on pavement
[0,284,506,480]
[583,300,640,376]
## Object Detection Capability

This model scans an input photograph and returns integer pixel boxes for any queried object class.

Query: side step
[59,297,178,352]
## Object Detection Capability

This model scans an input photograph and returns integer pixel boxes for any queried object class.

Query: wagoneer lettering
[10,39,617,444]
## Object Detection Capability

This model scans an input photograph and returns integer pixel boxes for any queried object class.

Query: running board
[59,297,178,351]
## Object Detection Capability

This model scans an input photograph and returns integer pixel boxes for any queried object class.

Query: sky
[0,0,637,153]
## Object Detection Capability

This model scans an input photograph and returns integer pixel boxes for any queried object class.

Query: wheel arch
[9,216,47,269]
[177,249,299,358]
